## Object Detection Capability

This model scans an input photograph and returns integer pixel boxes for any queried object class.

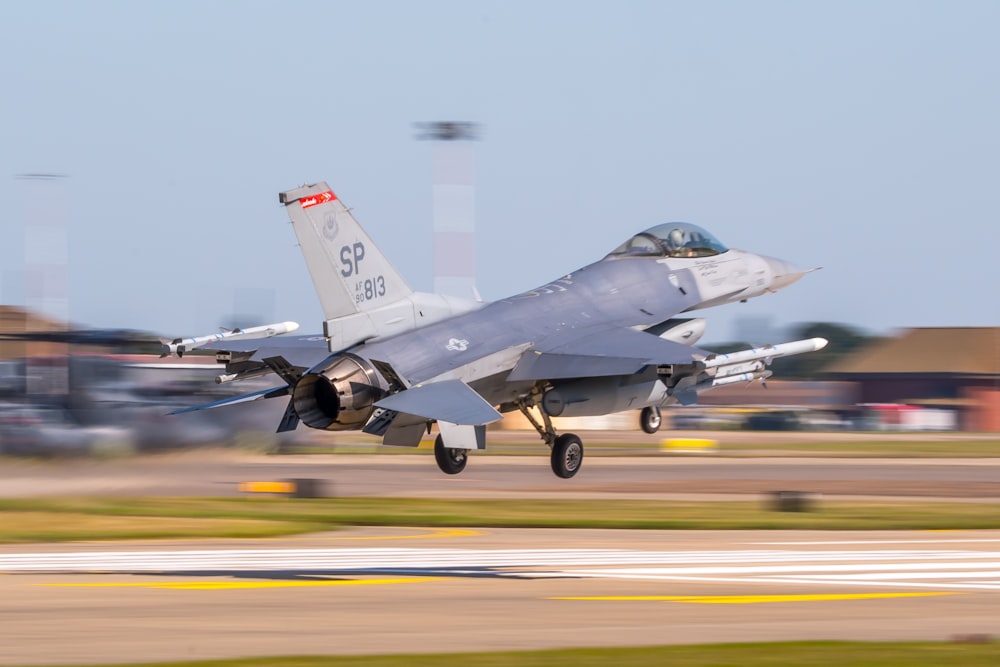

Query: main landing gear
[515,397,584,479]
[550,433,583,478]
[429,394,585,479]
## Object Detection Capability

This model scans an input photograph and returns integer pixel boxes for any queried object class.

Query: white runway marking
[2,545,1000,591]
[0,548,997,571]
[754,538,1000,545]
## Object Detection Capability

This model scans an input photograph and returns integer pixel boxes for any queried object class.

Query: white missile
[698,337,827,370]
[160,321,300,358]
[703,369,773,389]
[710,359,766,379]
[215,366,280,384]
[672,370,774,405]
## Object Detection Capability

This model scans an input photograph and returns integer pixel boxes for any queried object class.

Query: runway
[2,443,998,663]
[1,527,999,664]
[1,449,999,500]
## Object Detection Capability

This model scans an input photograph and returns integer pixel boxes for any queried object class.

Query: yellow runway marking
[41,577,442,591]
[238,481,296,494]
[660,438,718,452]
[551,592,961,604]
[321,527,484,541]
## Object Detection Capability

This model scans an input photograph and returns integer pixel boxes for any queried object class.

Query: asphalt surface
[1,433,999,664]
[0,446,998,500]
[1,528,999,664]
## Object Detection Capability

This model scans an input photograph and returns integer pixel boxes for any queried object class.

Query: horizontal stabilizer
[508,326,705,382]
[375,379,501,426]
[169,385,289,415]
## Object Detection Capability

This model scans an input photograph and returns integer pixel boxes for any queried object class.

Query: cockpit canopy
[607,222,728,259]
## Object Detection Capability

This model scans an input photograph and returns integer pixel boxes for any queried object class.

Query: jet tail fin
[280,182,484,352]
[279,182,414,322]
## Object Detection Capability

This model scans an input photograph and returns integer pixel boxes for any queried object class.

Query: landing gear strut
[433,434,467,475]
[515,395,584,479]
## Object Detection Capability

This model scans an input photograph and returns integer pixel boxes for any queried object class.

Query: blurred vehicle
[745,410,801,431]
[0,402,131,456]
[0,356,307,457]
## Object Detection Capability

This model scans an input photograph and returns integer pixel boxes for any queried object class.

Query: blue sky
[1,1,997,343]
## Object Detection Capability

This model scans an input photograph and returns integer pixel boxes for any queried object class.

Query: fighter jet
[175,182,824,478]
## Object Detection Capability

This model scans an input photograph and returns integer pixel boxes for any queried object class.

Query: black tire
[550,433,584,479]
[640,406,662,434]
[434,434,468,475]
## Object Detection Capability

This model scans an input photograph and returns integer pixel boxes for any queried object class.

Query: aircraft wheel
[434,434,468,475]
[550,433,583,479]
[640,406,662,434]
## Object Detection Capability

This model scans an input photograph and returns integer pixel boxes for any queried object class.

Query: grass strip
[2,497,1000,541]
[13,641,1000,667]
[0,507,325,542]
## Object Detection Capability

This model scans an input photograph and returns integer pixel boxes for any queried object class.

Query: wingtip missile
[700,337,829,371]
[159,321,301,358]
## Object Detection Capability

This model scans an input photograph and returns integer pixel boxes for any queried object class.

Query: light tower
[15,173,69,397]
[415,121,481,298]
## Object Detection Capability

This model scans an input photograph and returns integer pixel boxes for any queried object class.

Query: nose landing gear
[640,406,662,434]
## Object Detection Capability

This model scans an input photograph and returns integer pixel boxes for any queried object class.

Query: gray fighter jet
[176,182,825,478]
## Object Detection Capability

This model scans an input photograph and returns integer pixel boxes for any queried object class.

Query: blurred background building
[824,327,1000,432]
[0,305,306,455]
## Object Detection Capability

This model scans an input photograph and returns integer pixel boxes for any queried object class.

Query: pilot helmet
[666,228,686,250]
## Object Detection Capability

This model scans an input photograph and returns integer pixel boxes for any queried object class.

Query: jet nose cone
[762,256,807,292]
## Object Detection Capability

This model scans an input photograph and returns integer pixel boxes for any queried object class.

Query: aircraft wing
[506,326,707,382]
[204,334,329,368]
[200,334,331,385]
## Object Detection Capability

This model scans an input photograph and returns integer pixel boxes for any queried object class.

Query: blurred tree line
[703,322,879,380]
